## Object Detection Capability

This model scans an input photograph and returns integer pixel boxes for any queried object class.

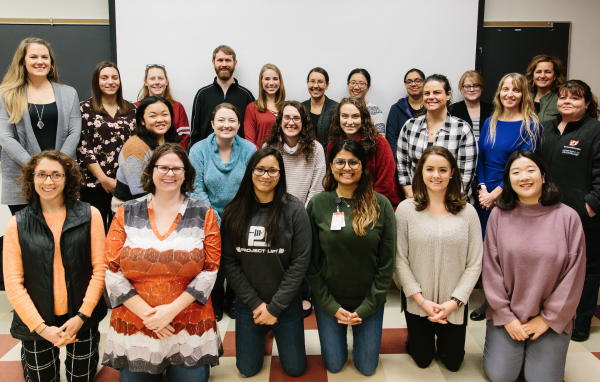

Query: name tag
[331,212,345,231]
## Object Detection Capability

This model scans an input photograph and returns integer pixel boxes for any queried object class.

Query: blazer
[0,82,82,205]
[450,100,494,135]
[302,96,338,159]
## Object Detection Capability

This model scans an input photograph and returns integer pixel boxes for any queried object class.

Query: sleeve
[374,139,400,206]
[584,136,600,214]
[79,207,106,316]
[59,89,83,158]
[76,106,98,166]
[3,217,44,332]
[177,103,190,151]
[305,146,326,206]
[476,119,488,186]
[306,200,341,317]
[354,199,396,319]
[244,103,259,148]
[482,210,518,325]
[457,125,478,195]
[185,207,221,305]
[386,104,400,164]
[540,214,586,334]
[450,208,483,303]
[120,152,147,197]
[266,207,312,317]
[0,99,31,167]
[394,205,421,297]
[397,122,412,186]
[189,90,202,150]
[188,145,219,222]
[104,206,137,308]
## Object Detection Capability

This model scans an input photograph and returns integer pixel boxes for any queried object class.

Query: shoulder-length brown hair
[91,61,132,116]
[525,54,566,94]
[413,146,467,214]
[263,100,316,162]
[559,80,600,120]
[255,63,286,113]
[136,65,175,107]
[16,150,83,205]
[328,97,378,156]
[140,143,195,195]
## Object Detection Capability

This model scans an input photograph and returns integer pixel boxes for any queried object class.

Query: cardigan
[302,96,338,159]
[450,100,494,140]
[134,100,189,150]
[533,90,560,123]
[0,83,82,205]
[112,135,152,211]
[394,199,482,325]
[244,102,277,148]
[482,202,585,334]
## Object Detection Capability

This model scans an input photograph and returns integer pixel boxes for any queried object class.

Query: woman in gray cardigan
[0,37,81,213]
[302,67,338,160]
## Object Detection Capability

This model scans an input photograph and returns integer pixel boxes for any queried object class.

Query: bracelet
[38,324,47,335]
[419,298,426,307]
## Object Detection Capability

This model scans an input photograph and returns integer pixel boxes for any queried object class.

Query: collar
[212,77,239,89]
[417,113,452,133]
[554,113,592,133]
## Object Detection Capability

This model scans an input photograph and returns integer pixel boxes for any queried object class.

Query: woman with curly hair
[525,54,566,122]
[328,97,399,207]
[264,100,326,206]
[3,150,107,382]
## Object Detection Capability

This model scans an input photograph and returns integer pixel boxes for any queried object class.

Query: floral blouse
[77,98,137,188]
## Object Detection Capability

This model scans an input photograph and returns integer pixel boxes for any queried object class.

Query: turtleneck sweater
[482,201,586,334]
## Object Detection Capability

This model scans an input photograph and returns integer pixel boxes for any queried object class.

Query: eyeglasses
[33,172,65,181]
[463,84,482,90]
[405,79,424,85]
[282,116,301,123]
[146,64,165,69]
[348,81,368,89]
[332,158,361,170]
[252,168,281,177]
[308,79,326,86]
[154,165,185,175]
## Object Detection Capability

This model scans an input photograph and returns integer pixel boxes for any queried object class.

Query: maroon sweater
[482,201,585,334]
[327,133,400,208]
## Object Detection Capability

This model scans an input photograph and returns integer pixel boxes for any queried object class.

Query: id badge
[331,212,345,231]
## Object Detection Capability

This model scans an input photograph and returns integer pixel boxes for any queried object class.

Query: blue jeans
[120,364,209,382]
[314,302,384,376]
[235,297,306,377]
[575,227,600,327]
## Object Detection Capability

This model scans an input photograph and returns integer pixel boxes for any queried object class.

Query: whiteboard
[115,0,479,122]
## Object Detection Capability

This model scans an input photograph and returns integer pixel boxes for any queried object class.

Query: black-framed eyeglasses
[33,172,65,181]
[463,84,482,90]
[252,167,281,177]
[405,79,424,85]
[154,165,185,175]
[332,159,361,170]
[282,116,301,123]
[146,64,165,69]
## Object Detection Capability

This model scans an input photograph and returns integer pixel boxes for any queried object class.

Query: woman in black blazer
[450,70,494,140]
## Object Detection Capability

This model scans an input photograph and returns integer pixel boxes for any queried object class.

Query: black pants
[404,307,468,372]
[80,186,113,233]
[211,267,236,309]
[21,318,100,382]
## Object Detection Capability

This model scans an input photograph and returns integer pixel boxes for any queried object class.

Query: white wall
[0,0,109,18]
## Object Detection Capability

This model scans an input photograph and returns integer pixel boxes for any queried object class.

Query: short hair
[458,70,486,91]
[307,67,330,83]
[525,55,566,93]
[135,96,181,149]
[347,68,371,86]
[496,150,561,210]
[91,61,132,116]
[16,150,83,205]
[212,45,236,61]
[424,74,453,110]
[141,143,195,195]
[404,68,425,83]
[412,146,467,214]
[558,80,600,119]
[211,103,240,122]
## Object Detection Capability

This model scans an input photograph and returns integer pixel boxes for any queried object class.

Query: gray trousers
[483,319,571,382]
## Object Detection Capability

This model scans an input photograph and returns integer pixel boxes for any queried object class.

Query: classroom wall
[0,0,109,18]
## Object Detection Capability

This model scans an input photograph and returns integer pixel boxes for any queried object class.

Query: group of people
[0,37,598,382]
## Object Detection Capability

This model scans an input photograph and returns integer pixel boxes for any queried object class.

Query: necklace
[32,103,45,129]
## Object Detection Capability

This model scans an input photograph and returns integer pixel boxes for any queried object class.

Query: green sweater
[306,190,396,319]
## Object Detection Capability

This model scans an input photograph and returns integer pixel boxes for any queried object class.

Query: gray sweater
[221,194,312,317]
[394,199,483,325]
[0,83,82,205]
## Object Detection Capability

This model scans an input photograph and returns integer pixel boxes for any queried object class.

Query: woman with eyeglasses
[525,55,566,122]
[387,68,426,163]
[77,61,136,232]
[451,71,494,142]
[3,150,107,382]
[221,147,312,378]
[347,68,385,136]
[302,67,338,159]
[307,139,395,376]
[135,64,190,150]
[103,143,223,381]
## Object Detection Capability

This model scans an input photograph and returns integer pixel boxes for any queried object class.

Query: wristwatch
[76,312,89,323]
[476,184,486,192]
[451,297,464,308]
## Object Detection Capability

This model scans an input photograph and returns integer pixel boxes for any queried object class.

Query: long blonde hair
[255,64,286,113]
[0,37,59,124]
[488,73,540,150]
[137,65,175,107]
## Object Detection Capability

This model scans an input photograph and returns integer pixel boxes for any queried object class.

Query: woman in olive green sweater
[307,139,395,377]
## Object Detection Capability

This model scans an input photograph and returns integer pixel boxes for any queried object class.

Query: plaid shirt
[397,114,478,202]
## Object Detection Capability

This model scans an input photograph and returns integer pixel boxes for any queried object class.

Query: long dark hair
[135,96,180,149]
[263,101,316,162]
[221,148,288,246]
[323,140,380,236]
[91,61,132,115]
[496,150,561,210]
[558,80,600,119]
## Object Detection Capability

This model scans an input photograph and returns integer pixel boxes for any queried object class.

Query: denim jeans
[314,301,384,376]
[575,227,600,327]
[120,364,210,382]
[235,297,306,377]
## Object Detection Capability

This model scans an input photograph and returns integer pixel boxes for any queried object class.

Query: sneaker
[571,324,590,342]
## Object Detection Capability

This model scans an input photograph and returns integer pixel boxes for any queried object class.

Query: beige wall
[0,0,108,19]
[485,0,600,95]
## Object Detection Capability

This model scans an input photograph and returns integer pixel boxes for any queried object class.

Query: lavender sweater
[482,201,585,334]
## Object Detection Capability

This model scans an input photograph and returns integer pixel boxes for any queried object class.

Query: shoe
[302,300,313,318]
[469,310,486,321]
[214,305,223,322]
[227,300,236,319]
[571,324,590,342]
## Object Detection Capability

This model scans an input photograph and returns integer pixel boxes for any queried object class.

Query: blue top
[476,119,538,190]
[189,133,256,223]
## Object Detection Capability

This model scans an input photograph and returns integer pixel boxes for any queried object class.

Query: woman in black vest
[3,150,107,382]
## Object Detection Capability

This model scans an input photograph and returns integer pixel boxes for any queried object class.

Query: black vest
[11,200,107,341]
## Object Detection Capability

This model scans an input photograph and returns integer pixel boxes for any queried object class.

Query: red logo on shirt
[569,140,579,147]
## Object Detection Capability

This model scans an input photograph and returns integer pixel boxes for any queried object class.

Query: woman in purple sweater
[482,150,585,382]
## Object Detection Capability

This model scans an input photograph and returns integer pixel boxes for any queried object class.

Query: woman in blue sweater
[189,103,256,321]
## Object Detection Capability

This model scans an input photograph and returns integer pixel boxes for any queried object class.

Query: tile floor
[0,289,599,381]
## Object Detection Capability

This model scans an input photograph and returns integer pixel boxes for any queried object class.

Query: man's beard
[215,65,234,80]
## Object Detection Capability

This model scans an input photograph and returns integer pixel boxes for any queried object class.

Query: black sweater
[539,113,600,229]
[450,100,495,136]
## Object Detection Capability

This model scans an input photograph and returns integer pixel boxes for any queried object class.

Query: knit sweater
[189,133,256,222]
[266,140,326,206]
[244,102,277,148]
[113,135,152,210]
[394,199,482,325]
[367,102,386,136]
[221,194,312,318]
[482,202,586,334]
[307,190,396,319]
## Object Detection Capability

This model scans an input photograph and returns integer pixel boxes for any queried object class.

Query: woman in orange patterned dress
[103,143,223,381]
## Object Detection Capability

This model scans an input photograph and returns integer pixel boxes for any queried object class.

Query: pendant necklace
[33,104,45,129]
